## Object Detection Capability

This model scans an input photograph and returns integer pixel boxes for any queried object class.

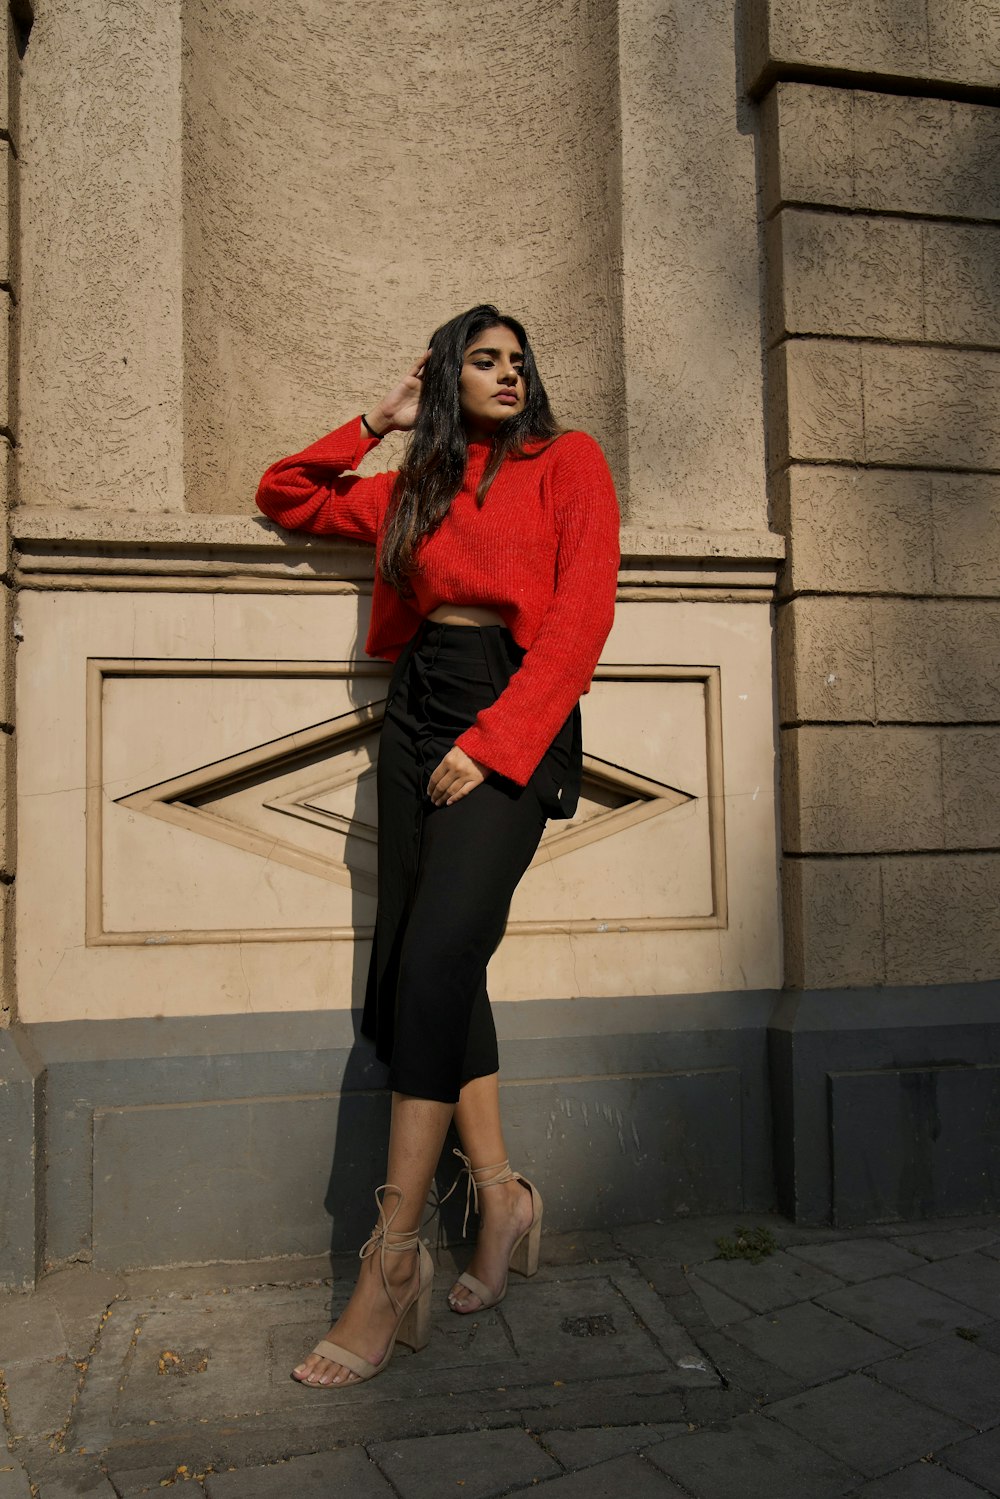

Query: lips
[494,393,519,404]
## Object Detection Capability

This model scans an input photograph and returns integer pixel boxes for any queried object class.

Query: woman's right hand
[366,350,432,436]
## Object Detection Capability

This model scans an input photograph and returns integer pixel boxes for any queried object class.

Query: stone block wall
[0,2,25,1027]
[751,7,1000,990]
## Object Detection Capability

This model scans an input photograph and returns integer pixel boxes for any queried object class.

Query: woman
[255,304,620,1388]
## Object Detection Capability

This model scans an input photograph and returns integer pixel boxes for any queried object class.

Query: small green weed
[715,1226,778,1264]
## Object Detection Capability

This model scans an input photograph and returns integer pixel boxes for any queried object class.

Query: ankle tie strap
[436,1150,516,1237]
[359,1184,421,1315]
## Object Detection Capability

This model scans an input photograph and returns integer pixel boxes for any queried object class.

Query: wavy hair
[379,304,560,595]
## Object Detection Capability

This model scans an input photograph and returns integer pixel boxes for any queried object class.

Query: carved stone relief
[15,587,780,1021]
[94,661,724,944]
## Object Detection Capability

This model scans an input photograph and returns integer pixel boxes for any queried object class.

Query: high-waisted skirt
[360,619,582,1104]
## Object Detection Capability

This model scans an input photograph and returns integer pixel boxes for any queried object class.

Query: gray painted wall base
[2,981,1000,1284]
[770,983,1000,1225]
[0,1026,45,1288]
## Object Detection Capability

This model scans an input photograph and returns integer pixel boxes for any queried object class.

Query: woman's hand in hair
[367,351,432,436]
[427,745,489,807]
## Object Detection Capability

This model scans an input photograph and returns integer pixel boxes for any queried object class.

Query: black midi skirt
[360,619,582,1104]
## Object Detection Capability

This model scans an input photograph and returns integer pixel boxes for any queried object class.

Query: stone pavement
[5,1212,1000,1498]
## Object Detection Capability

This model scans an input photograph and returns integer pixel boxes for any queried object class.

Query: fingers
[409,348,433,380]
[427,747,487,806]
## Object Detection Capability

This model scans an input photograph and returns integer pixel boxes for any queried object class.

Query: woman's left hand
[427,747,489,806]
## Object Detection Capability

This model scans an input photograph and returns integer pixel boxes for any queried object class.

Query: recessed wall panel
[181,0,625,513]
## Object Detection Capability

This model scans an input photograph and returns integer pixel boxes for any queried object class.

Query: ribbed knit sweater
[255,416,620,785]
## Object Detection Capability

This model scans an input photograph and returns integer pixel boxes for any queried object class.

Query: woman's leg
[293,1092,452,1386]
[448,1071,535,1311]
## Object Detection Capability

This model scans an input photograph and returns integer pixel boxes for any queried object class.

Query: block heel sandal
[443,1152,543,1313]
[293,1184,433,1386]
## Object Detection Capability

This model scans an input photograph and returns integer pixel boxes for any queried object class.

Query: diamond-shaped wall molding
[92,658,726,945]
[119,704,694,889]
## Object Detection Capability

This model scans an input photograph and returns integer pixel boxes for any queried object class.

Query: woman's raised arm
[254,352,430,540]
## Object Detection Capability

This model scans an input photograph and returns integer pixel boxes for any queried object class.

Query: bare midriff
[426,605,506,628]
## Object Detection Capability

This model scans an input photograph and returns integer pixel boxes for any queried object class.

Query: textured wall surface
[0,3,19,1028]
[16,0,770,530]
[757,21,1000,988]
[746,0,1000,94]
[618,0,766,529]
[13,570,781,1023]
[181,0,625,514]
[18,0,184,510]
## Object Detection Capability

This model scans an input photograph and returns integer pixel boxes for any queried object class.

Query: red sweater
[255,416,620,785]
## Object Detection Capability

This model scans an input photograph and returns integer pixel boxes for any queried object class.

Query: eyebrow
[467,346,524,359]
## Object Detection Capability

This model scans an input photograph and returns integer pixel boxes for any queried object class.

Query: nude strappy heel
[293,1184,433,1386]
[442,1151,543,1313]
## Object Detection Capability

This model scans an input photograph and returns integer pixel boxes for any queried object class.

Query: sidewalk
[3,1211,1000,1498]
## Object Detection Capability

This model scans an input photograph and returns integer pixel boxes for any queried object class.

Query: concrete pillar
[750,0,1000,1221]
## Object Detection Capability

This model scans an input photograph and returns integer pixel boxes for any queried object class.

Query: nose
[498,364,519,385]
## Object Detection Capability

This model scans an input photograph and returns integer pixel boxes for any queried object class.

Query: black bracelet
[361,413,384,440]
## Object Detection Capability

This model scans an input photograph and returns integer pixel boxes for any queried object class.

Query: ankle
[478,1177,527,1217]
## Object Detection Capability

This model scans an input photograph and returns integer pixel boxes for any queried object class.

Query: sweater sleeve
[254,415,392,543]
[454,432,620,785]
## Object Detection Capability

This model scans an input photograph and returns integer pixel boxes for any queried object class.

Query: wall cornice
[10,509,785,601]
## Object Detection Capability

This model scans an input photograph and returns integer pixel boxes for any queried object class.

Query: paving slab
[9,1214,1000,1499]
[786,1239,923,1284]
[92,1460,198,1498]
[0,1461,32,1499]
[691,1327,803,1404]
[121,1254,336,1300]
[938,1426,1000,1495]
[3,1355,81,1442]
[497,1273,682,1385]
[873,1334,1000,1428]
[694,1250,845,1313]
[0,1297,68,1364]
[682,1382,762,1425]
[816,1275,991,1349]
[611,1217,756,1266]
[507,1371,688,1431]
[24,1457,119,1499]
[646,1411,862,1499]
[683,1273,753,1327]
[604,1264,717,1380]
[767,1372,969,1478]
[894,1227,1000,1262]
[963,1319,1000,1355]
[34,1268,126,1363]
[535,1230,619,1268]
[528,1453,689,1497]
[911,1255,1000,1319]
[368,1428,559,1499]
[539,1422,684,1470]
[720,1299,897,1383]
[851,1460,999,1496]
[630,1259,710,1342]
[205,1447,395,1498]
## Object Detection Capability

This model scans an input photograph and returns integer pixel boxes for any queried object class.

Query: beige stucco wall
[17,0,184,513]
[5,0,785,1028]
[13,519,783,1023]
[753,4,1000,988]
[0,4,20,1028]
[17,0,767,532]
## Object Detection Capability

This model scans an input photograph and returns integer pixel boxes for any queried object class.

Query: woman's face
[458,324,526,435]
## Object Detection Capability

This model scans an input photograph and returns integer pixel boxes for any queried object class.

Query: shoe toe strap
[311,1339,379,1380]
[455,1270,495,1308]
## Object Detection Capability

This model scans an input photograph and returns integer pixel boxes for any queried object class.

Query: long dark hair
[379,304,560,595]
